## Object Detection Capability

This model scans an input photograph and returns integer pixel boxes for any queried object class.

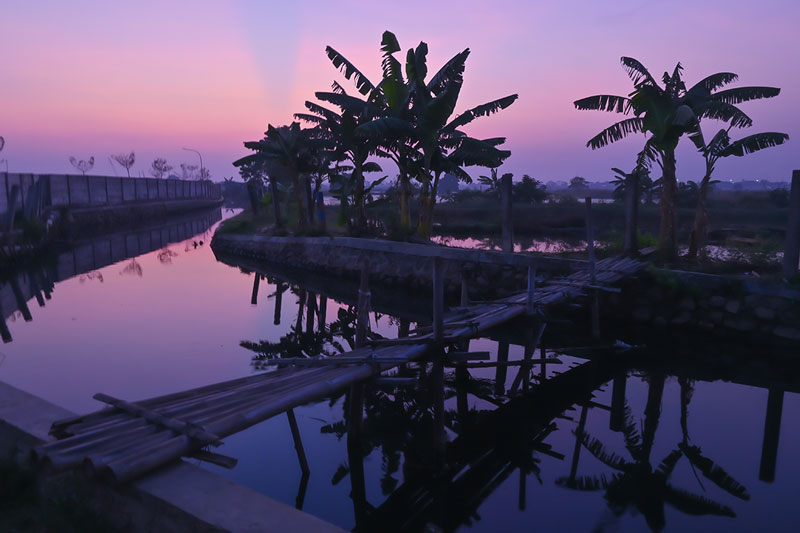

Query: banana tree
[687,127,789,260]
[235,123,328,231]
[575,57,780,260]
[323,32,418,232]
[418,135,510,236]
[328,31,516,238]
[296,92,382,233]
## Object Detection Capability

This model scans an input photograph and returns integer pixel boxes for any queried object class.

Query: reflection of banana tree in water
[557,375,745,532]
[676,378,750,501]
[242,303,385,370]
[321,366,449,496]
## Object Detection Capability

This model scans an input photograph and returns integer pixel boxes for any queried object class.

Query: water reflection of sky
[1,210,798,532]
[432,235,597,254]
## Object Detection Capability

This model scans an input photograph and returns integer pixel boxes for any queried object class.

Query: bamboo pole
[501,174,513,253]
[759,388,784,482]
[623,171,639,254]
[609,373,626,432]
[286,409,310,476]
[460,266,469,307]
[432,257,445,342]
[274,281,285,325]
[250,274,261,305]
[526,265,537,316]
[356,264,370,348]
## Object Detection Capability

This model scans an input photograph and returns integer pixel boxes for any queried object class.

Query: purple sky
[0,0,797,182]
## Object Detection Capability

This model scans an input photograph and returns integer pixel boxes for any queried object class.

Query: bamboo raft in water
[35,255,646,484]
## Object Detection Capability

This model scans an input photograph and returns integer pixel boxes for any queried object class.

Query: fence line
[0,172,221,219]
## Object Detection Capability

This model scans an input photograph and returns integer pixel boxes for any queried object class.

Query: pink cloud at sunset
[1,0,798,182]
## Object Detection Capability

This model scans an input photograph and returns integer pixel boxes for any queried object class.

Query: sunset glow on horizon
[1,0,798,182]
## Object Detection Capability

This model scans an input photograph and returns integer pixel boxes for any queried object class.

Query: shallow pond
[1,207,799,532]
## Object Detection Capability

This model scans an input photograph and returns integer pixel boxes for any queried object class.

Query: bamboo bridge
[34,252,646,484]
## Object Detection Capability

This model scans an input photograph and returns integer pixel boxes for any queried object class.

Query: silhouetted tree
[150,158,173,179]
[513,174,547,203]
[687,126,788,260]
[575,57,780,259]
[112,151,136,177]
[569,176,589,190]
[611,166,652,202]
[69,156,94,175]
[478,168,503,197]
[326,31,515,237]
[236,123,328,231]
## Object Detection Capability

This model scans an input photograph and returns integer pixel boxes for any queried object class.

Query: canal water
[1,207,799,532]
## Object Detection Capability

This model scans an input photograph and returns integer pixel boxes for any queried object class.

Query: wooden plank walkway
[35,255,646,484]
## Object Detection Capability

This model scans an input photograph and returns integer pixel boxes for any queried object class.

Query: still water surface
[1,208,799,532]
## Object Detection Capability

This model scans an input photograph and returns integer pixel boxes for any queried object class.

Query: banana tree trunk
[419,172,441,240]
[688,169,712,261]
[416,151,434,239]
[658,149,678,261]
[399,173,411,233]
[304,174,314,228]
[417,180,431,239]
[291,170,308,231]
[270,177,282,228]
[354,160,366,233]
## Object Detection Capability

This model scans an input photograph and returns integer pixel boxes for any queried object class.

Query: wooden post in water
[295,290,306,333]
[305,292,316,334]
[568,404,589,484]
[526,265,537,316]
[455,355,469,428]
[495,342,509,395]
[623,171,639,254]
[250,274,261,305]
[273,281,285,325]
[286,409,310,477]
[610,373,627,432]
[432,353,446,461]
[782,170,800,280]
[10,277,32,322]
[317,295,327,332]
[347,385,367,527]
[460,266,469,307]
[0,290,13,343]
[501,173,514,252]
[586,197,600,338]
[759,388,784,482]
[432,257,445,342]
[356,264,370,348]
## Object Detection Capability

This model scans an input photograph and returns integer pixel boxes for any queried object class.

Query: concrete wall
[0,172,222,219]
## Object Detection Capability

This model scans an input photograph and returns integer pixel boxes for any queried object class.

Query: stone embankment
[622,269,800,344]
[211,233,583,298]
[213,233,800,346]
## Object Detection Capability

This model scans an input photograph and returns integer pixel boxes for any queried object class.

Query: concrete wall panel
[68,176,90,205]
[88,176,108,205]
